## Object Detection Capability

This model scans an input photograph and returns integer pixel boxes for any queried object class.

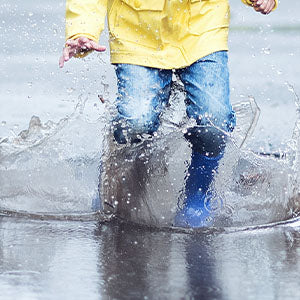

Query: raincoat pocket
[189,0,230,35]
[108,0,164,50]
[121,0,165,11]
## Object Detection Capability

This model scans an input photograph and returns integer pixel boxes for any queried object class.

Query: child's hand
[250,0,276,15]
[59,36,106,68]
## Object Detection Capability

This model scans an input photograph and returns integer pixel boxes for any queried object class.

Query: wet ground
[1,217,300,299]
[1,1,300,299]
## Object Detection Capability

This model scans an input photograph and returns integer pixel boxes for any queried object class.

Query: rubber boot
[175,151,223,227]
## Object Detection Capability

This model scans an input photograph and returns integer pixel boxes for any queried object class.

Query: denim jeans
[113,51,235,156]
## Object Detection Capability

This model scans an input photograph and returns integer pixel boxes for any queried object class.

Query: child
[59,0,277,227]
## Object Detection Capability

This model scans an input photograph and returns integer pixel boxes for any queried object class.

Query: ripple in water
[0,84,300,228]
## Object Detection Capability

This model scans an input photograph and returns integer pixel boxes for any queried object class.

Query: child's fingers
[254,0,263,6]
[253,0,266,13]
[63,47,70,61]
[59,47,70,68]
[60,37,106,67]
[67,38,88,52]
[78,36,91,47]
[59,55,65,68]
[265,0,275,14]
[66,39,78,48]
[66,39,85,53]
[59,46,77,68]
[253,0,274,14]
[79,40,92,50]
[254,6,262,13]
[90,41,106,52]
[67,37,106,52]
[256,0,266,9]
[77,38,106,52]
[260,0,271,14]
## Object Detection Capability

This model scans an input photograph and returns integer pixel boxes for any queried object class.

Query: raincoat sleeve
[65,0,107,42]
[241,0,278,10]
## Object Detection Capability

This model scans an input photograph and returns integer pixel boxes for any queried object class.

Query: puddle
[0,82,299,229]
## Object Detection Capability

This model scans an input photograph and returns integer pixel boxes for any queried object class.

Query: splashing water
[0,82,299,227]
[0,96,109,220]
[100,84,299,228]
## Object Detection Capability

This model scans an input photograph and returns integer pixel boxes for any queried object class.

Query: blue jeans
[113,51,235,156]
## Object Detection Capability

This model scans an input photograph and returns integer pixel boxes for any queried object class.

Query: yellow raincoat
[65,0,277,69]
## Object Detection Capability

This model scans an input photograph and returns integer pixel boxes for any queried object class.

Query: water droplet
[261,47,271,55]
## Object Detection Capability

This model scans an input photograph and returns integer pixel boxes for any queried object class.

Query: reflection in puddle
[0,216,299,299]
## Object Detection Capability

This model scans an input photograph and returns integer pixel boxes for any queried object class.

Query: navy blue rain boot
[175,151,223,227]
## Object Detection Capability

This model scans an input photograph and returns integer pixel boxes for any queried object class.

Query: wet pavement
[1,216,300,300]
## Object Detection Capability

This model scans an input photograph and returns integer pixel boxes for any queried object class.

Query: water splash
[0,96,109,220]
[0,84,299,228]
[100,84,299,227]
